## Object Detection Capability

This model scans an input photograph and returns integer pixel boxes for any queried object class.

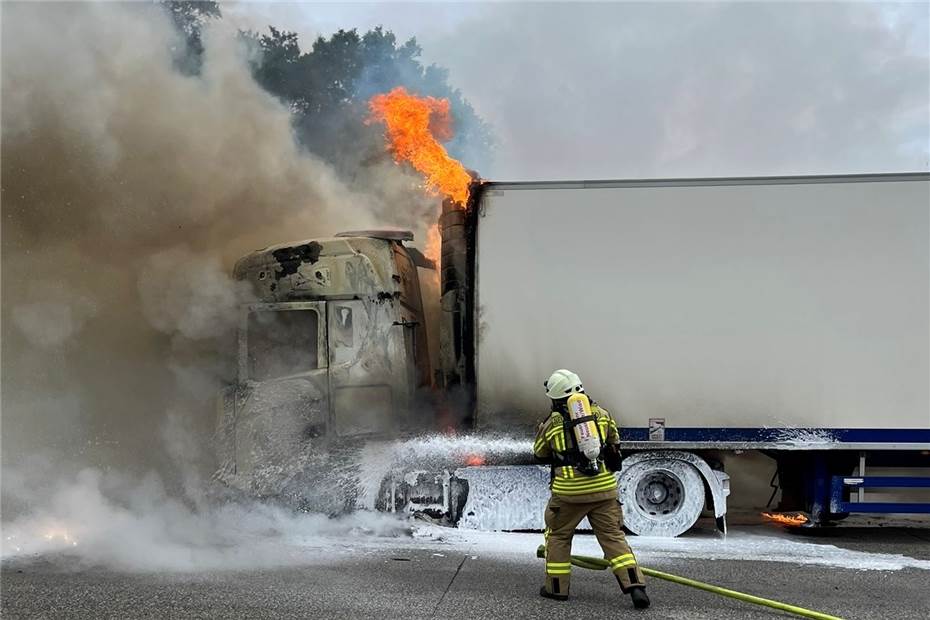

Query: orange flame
[464,454,486,467]
[368,87,472,207]
[424,225,442,270]
[761,512,809,526]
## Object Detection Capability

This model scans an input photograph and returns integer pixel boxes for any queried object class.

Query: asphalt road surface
[3,526,929,619]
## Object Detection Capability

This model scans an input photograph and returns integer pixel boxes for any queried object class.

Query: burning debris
[42,527,79,546]
[762,512,810,527]
[3,523,79,557]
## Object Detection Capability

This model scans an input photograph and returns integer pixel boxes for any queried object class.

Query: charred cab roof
[335,229,414,242]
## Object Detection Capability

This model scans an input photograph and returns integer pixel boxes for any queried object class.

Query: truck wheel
[619,458,705,537]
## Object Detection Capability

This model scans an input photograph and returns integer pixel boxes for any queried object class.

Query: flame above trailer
[368,87,471,206]
[368,87,472,263]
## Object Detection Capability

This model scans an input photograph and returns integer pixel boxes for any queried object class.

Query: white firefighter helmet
[544,369,584,399]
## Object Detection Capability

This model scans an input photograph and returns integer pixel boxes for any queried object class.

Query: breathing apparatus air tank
[566,393,602,473]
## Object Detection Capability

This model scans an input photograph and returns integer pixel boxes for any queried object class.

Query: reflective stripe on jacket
[533,404,620,497]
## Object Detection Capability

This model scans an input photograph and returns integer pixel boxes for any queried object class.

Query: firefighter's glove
[535,451,577,467]
[602,444,623,472]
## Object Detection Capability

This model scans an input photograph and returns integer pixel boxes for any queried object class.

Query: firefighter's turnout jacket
[533,401,646,597]
[534,403,620,500]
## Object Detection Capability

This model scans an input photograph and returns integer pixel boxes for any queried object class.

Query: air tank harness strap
[568,414,597,426]
[561,412,606,450]
[542,417,573,482]
[555,411,606,479]
[555,412,580,479]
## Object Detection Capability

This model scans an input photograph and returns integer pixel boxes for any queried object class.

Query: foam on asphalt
[3,525,929,619]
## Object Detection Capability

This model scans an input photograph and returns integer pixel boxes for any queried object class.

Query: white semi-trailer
[219,173,930,536]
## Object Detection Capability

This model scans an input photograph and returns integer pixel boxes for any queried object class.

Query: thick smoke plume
[1,2,437,567]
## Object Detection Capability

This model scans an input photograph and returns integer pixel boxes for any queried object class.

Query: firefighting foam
[347,434,533,517]
[0,464,411,571]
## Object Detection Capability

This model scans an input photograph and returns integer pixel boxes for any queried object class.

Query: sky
[225,2,930,181]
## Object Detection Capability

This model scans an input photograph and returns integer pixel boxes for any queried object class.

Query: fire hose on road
[535,545,843,620]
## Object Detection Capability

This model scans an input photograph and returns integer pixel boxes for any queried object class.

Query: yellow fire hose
[535,545,844,620]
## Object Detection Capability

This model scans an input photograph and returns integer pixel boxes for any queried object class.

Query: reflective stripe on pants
[542,495,645,596]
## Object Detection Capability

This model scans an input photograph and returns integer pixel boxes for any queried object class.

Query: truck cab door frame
[238,301,329,384]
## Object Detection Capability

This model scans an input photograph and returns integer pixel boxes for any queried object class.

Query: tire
[619,458,705,537]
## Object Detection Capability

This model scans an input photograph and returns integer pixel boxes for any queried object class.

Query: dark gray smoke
[0,2,433,506]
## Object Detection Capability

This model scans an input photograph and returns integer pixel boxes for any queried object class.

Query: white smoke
[1,462,410,572]
[0,1,442,571]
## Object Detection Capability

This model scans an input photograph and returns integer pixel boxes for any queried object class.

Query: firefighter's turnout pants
[535,406,645,597]
[543,494,645,596]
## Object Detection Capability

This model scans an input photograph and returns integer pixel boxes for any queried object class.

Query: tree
[242,25,493,174]
[161,1,222,75]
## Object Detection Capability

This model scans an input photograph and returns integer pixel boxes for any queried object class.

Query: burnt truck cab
[217,230,434,485]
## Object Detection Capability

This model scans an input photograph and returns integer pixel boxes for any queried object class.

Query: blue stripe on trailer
[619,427,930,444]
[838,503,930,514]
[830,475,930,514]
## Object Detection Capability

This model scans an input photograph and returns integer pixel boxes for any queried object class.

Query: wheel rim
[634,471,683,516]
[619,458,705,537]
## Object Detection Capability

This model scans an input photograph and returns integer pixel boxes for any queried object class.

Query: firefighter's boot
[539,586,568,601]
[630,586,650,609]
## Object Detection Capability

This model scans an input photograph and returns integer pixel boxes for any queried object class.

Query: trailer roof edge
[482,171,930,191]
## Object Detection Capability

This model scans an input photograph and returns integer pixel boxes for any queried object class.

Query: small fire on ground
[367,86,472,264]
[762,512,809,526]
[4,525,79,555]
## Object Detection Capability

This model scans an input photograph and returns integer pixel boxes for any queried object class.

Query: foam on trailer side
[455,466,551,530]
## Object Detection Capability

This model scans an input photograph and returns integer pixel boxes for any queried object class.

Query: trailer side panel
[474,175,930,440]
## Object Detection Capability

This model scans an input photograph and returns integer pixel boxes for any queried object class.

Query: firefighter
[534,369,650,609]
